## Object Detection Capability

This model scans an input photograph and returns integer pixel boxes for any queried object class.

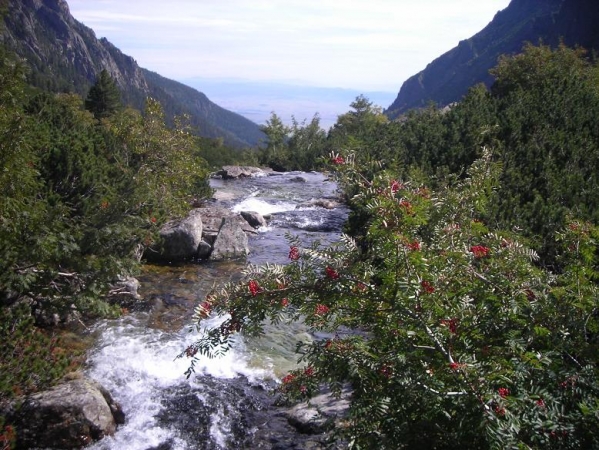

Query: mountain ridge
[0,0,264,148]
[386,0,599,118]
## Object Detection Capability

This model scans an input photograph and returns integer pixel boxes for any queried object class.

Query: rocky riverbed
[6,168,351,449]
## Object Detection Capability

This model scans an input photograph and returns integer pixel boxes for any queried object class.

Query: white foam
[232,197,296,216]
[295,216,325,229]
[85,314,272,450]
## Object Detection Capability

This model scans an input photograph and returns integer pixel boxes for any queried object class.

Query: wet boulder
[240,210,267,228]
[297,198,340,210]
[197,240,213,260]
[145,209,203,262]
[107,276,142,309]
[144,207,256,262]
[7,376,124,449]
[210,217,249,260]
[214,166,269,179]
[284,389,351,434]
[197,206,255,235]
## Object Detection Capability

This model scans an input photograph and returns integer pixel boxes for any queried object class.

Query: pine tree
[84,69,122,120]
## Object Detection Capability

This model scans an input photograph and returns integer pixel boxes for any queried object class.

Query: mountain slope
[0,0,264,148]
[386,0,599,119]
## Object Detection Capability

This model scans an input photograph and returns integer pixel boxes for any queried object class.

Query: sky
[67,0,512,93]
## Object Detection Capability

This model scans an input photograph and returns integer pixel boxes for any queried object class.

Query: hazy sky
[67,0,511,92]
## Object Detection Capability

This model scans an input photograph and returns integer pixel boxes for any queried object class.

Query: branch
[416,381,467,396]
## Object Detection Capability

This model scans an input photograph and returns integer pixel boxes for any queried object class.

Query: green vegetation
[257,112,328,171]
[2,32,599,448]
[0,46,212,403]
[2,1,265,149]
[85,69,122,119]
[186,44,599,449]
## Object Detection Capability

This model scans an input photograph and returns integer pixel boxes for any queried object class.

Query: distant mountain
[386,0,599,119]
[182,78,397,130]
[0,0,264,148]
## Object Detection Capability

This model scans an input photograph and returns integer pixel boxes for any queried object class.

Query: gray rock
[148,209,203,262]
[197,240,212,259]
[143,206,257,263]
[215,166,269,179]
[297,198,340,210]
[109,276,141,300]
[197,206,234,234]
[7,377,124,449]
[210,217,249,260]
[240,210,267,228]
[285,389,351,434]
[202,232,218,246]
[107,276,142,309]
[29,298,81,327]
[197,206,255,235]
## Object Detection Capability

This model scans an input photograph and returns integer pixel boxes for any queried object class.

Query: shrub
[183,150,599,449]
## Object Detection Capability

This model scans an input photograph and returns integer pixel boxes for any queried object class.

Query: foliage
[257,112,328,172]
[195,136,258,170]
[328,95,389,156]
[0,416,15,450]
[487,43,599,260]
[84,69,122,120]
[184,149,599,449]
[258,112,290,171]
[0,304,77,401]
[0,49,212,415]
[324,44,599,264]
[1,61,212,316]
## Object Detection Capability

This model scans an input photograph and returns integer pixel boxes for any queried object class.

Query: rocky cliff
[1,0,264,148]
[386,0,599,119]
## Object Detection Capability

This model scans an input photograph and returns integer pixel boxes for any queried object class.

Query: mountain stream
[85,172,348,450]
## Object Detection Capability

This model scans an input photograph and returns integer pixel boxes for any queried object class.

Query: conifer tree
[84,69,122,120]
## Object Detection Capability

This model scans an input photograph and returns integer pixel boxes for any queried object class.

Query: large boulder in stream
[145,209,204,262]
[210,216,250,260]
[144,206,257,262]
[240,210,267,228]
[297,198,341,210]
[6,376,125,449]
[197,206,255,236]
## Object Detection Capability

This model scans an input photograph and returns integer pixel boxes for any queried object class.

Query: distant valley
[181,78,397,130]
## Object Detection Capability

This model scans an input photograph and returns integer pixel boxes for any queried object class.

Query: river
[85,171,348,450]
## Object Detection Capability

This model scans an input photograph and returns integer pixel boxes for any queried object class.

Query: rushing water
[85,172,348,450]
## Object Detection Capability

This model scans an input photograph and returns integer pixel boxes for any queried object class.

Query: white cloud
[68,0,511,91]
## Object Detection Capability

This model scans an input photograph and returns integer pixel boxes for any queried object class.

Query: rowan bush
[184,150,599,449]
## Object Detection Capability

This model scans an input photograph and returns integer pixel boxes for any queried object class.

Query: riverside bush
[0,304,76,402]
[0,45,212,442]
[184,150,599,449]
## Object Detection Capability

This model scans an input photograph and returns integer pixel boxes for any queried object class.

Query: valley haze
[181,78,396,129]
[67,0,511,128]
